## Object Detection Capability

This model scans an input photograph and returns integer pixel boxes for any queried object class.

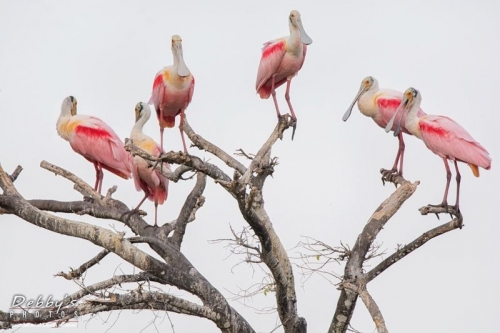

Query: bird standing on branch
[387,87,491,212]
[130,102,170,226]
[56,96,132,194]
[256,10,312,140]
[150,35,195,153]
[343,76,426,177]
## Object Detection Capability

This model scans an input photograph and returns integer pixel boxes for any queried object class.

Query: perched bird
[343,76,426,176]
[57,96,132,194]
[149,35,195,153]
[130,102,170,226]
[256,10,312,139]
[388,87,491,212]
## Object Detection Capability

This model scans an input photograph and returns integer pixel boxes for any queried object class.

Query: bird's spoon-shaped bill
[342,86,366,121]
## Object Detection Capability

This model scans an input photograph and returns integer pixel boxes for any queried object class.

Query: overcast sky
[0,1,499,332]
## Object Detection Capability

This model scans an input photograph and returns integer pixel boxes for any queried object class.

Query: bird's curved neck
[56,112,73,141]
[405,99,422,137]
[132,114,149,136]
[357,88,378,118]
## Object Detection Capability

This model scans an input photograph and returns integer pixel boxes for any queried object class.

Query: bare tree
[0,117,464,333]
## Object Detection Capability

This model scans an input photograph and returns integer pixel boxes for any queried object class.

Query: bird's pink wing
[375,96,407,132]
[376,93,427,133]
[151,143,169,204]
[153,167,169,205]
[420,115,491,169]
[69,116,132,179]
[149,71,165,110]
[132,159,149,194]
[256,39,286,92]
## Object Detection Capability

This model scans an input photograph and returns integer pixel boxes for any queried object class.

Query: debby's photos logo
[9,295,79,327]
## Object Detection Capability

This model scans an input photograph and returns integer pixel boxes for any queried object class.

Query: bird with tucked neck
[130,102,170,226]
[56,96,132,194]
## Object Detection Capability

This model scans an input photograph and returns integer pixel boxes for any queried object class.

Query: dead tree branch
[0,164,255,333]
[329,179,419,333]
[365,216,463,282]
[240,115,292,185]
[172,118,305,332]
[342,282,388,333]
[41,160,103,203]
[170,172,207,249]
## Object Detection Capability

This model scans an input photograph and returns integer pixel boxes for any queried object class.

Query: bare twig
[55,249,110,280]
[235,149,254,161]
[8,165,23,182]
[183,119,247,175]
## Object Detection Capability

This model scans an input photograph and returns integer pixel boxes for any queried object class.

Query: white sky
[0,1,499,332]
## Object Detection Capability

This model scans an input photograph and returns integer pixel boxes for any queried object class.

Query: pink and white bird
[343,76,426,176]
[57,96,132,194]
[387,87,491,212]
[130,102,170,226]
[149,35,195,153]
[256,10,312,139]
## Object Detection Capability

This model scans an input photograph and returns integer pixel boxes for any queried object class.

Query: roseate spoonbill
[387,87,491,212]
[256,10,313,140]
[149,35,195,153]
[343,76,426,177]
[130,102,170,226]
[57,96,132,194]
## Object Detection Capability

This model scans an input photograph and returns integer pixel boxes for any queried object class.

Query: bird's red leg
[381,133,405,184]
[97,164,103,195]
[160,127,164,152]
[154,200,158,227]
[453,160,461,213]
[94,162,103,194]
[134,192,149,211]
[93,163,100,192]
[440,158,452,208]
[396,133,405,176]
[284,79,297,140]
[179,108,188,154]
[271,74,281,118]
[284,79,297,120]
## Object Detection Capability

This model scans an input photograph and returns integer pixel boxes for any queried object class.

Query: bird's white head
[403,87,421,106]
[289,10,312,45]
[134,102,151,123]
[61,96,77,116]
[342,76,379,121]
[171,35,191,77]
